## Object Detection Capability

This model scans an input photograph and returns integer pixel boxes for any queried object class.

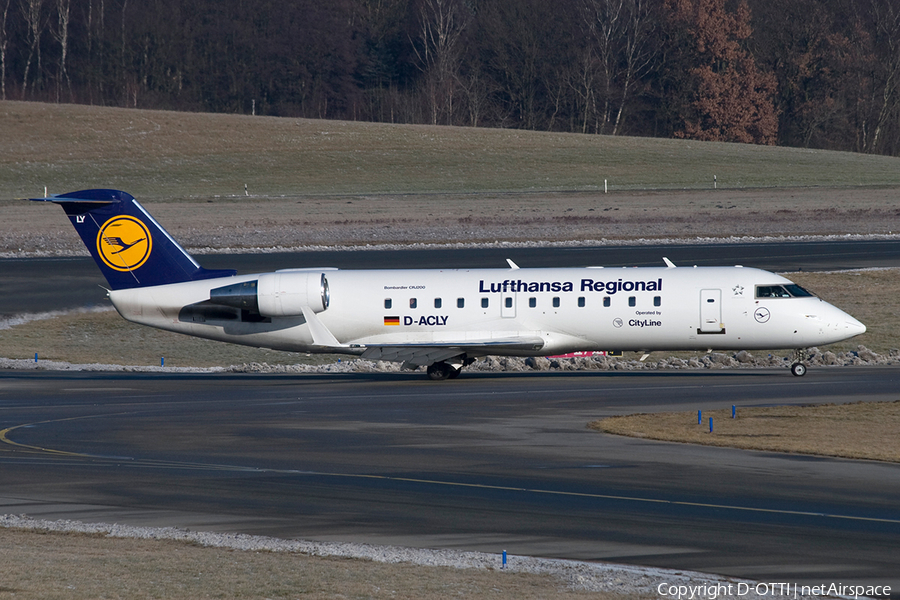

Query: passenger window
[654,296,661,307]
[628,296,636,307]
[481,298,489,308]
[410,298,417,308]
[603,296,611,307]
[434,298,442,309]
[384,298,392,309]
[506,297,514,308]
[552,297,560,308]
[528,297,536,308]
[578,297,585,308]
[457,298,465,308]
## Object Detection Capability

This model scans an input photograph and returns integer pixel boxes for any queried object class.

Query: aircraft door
[501,290,516,318]
[699,289,724,333]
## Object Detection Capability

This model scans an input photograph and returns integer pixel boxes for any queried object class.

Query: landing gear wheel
[790,362,807,377]
[427,362,453,381]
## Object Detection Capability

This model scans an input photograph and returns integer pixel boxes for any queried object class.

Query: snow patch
[0,514,827,598]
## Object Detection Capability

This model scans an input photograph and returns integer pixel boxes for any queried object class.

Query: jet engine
[209,272,330,317]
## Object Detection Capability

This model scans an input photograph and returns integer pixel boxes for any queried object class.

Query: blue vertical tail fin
[34,189,236,290]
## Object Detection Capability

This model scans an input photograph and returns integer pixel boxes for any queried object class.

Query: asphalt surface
[1,240,899,591]
[3,239,900,315]
[0,367,898,589]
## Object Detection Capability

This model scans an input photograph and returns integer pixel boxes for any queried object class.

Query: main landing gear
[789,348,808,377]
[425,357,474,381]
[427,362,460,381]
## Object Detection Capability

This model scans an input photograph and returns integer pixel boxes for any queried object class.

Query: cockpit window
[757,285,790,298]
[784,284,814,297]
[756,284,815,298]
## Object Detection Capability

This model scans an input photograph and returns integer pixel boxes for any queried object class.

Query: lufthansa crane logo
[96,216,152,271]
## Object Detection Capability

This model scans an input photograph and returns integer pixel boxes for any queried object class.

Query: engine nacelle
[209,272,330,317]
[257,271,329,316]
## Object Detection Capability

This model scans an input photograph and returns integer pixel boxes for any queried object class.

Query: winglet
[506,258,520,270]
[663,257,676,268]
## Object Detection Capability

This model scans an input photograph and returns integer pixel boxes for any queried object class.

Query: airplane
[36,189,866,380]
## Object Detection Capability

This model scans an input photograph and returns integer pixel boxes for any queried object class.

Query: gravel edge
[2,344,897,374]
[3,232,900,260]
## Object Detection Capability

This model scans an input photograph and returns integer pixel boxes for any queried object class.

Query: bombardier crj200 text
[38,190,866,380]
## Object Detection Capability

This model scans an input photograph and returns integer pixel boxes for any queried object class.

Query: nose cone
[845,315,866,337]
[826,304,866,342]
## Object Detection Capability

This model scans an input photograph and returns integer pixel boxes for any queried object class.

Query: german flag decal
[384,316,400,326]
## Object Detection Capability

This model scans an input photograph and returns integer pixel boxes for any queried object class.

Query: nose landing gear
[790,362,807,377]
[789,348,809,377]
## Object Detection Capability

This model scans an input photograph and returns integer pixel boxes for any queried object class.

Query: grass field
[4,100,900,200]
[592,400,900,462]
[0,528,612,600]
[4,101,900,255]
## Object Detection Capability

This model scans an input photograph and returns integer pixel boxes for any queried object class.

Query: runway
[1,367,898,588]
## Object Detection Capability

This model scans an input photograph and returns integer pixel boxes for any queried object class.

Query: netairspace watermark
[657,582,892,600]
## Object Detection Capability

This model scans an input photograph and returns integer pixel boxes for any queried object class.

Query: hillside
[2,101,899,255]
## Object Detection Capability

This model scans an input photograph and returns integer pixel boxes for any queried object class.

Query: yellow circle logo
[96,216,152,272]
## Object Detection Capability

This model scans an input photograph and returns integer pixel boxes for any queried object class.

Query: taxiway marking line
[313,471,900,526]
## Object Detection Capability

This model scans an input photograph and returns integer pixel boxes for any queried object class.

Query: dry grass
[0,308,337,368]
[4,101,900,254]
[591,400,900,462]
[4,101,900,201]
[0,528,615,600]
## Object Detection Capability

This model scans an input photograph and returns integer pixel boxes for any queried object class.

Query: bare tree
[50,0,71,101]
[120,0,128,102]
[83,0,99,103]
[611,0,657,134]
[456,64,492,127]
[580,0,623,133]
[477,0,558,131]
[577,52,596,133]
[19,0,45,98]
[0,0,10,99]
[412,0,470,124]
[869,0,900,153]
[579,0,657,135]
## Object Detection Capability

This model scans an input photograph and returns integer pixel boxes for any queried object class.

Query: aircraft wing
[359,337,545,367]
[305,308,544,366]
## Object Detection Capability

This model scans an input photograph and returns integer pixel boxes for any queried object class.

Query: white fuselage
[108,265,866,361]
